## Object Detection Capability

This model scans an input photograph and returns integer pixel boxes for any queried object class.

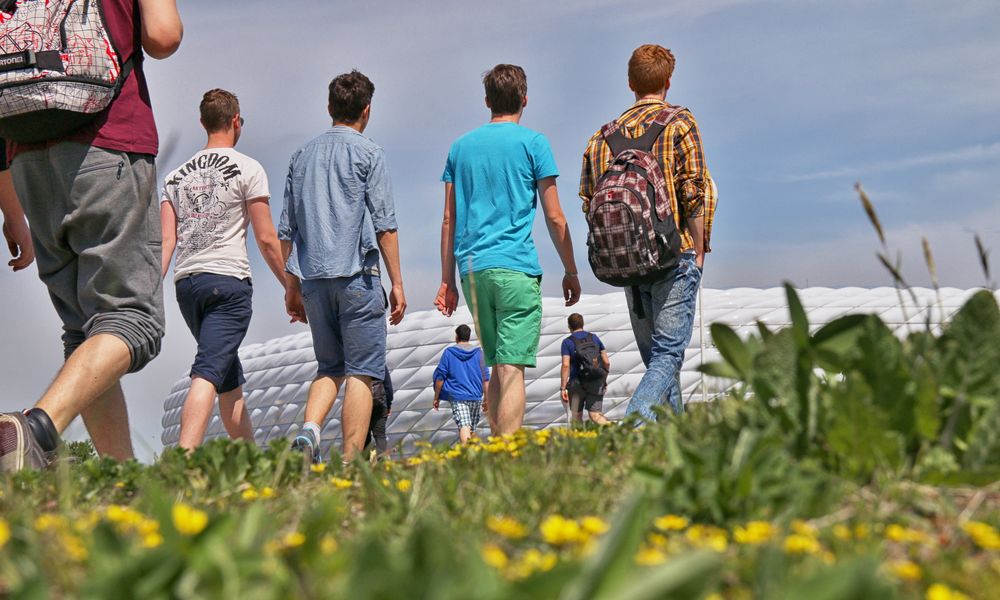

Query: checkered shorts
[450,401,482,430]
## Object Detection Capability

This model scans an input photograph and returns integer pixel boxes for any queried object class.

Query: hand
[284,283,307,324]
[562,273,581,307]
[482,399,489,414]
[434,281,459,317]
[695,252,705,270]
[433,398,439,411]
[388,284,406,325]
[560,388,569,403]
[3,217,34,272]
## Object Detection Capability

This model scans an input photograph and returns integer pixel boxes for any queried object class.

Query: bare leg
[218,386,254,442]
[486,366,501,434]
[459,426,472,444]
[492,364,526,435]
[569,392,583,426]
[178,377,219,450]
[304,375,345,425]
[80,382,134,461]
[340,375,373,462]
[588,411,610,425]
[37,333,130,434]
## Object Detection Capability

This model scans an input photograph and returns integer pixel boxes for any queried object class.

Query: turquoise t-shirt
[442,122,559,276]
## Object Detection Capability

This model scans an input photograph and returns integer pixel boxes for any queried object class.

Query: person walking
[560,313,610,425]
[435,64,580,435]
[160,89,291,450]
[280,70,406,464]
[365,369,393,459]
[432,325,489,443]
[579,44,717,420]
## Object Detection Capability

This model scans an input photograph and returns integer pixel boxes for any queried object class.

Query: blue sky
[1,0,997,457]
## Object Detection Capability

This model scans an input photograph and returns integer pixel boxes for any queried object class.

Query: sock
[24,408,60,452]
[303,421,321,443]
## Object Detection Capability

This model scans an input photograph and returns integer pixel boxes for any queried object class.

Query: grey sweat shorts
[11,142,165,373]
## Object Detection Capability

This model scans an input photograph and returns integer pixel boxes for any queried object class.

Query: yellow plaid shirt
[579,99,716,253]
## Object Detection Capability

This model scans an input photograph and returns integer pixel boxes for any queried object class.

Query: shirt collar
[621,98,666,116]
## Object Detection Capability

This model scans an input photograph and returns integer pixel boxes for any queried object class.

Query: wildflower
[34,513,67,532]
[653,515,689,531]
[580,516,610,536]
[540,515,585,546]
[282,531,306,548]
[791,520,818,538]
[0,518,10,549]
[733,521,776,545]
[172,503,208,536]
[926,583,971,600]
[320,535,338,555]
[886,524,931,545]
[962,521,1000,551]
[647,532,670,549]
[685,525,728,552]
[241,487,260,501]
[260,486,275,499]
[784,534,821,555]
[635,546,668,566]
[60,533,88,562]
[114,481,126,489]
[486,515,528,540]
[310,462,327,473]
[509,548,557,579]
[887,559,923,581]
[833,524,852,541]
[330,477,354,489]
[142,532,164,548]
[481,544,508,570]
[396,479,412,492]
[854,523,870,539]
[406,456,425,467]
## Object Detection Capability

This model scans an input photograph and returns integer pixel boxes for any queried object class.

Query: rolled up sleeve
[277,157,297,241]
[674,116,710,219]
[366,148,397,233]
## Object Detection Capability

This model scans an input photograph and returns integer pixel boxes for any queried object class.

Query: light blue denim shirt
[278,126,397,280]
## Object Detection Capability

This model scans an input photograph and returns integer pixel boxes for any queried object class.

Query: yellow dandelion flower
[733,521,775,545]
[282,531,306,548]
[260,486,275,499]
[926,583,971,600]
[653,515,689,532]
[34,513,67,532]
[647,532,670,549]
[114,481,126,489]
[540,515,585,546]
[581,516,610,536]
[962,521,1000,551]
[481,543,508,570]
[854,523,870,539]
[320,535,338,555]
[172,503,208,536]
[791,520,818,538]
[886,524,931,545]
[396,479,412,492]
[75,511,101,533]
[0,518,10,548]
[486,515,528,540]
[330,477,354,489]
[61,533,88,562]
[784,534,821,555]
[686,525,728,552]
[142,532,164,548]
[887,559,923,582]
[310,462,327,473]
[833,524,852,541]
[241,487,260,501]
[635,546,668,566]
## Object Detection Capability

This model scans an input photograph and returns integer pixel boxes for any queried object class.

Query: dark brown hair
[200,89,240,133]
[328,70,375,123]
[483,64,527,116]
[568,313,584,331]
[628,44,675,95]
[456,324,472,342]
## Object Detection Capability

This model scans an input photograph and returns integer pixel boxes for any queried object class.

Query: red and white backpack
[586,106,685,288]
[0,0,135,143]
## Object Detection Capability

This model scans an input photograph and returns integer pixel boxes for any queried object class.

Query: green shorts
[461,269,542,368]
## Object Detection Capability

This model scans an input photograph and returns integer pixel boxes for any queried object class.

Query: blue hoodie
[433,344,489,402]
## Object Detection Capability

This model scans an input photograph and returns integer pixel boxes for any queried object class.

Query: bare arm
[0,170,33,271]
[247,199,287,288]
[600,350,611,371]
[538,177,581,306]
[433,380,443,410]
[280,240,306,324]
[560,355,571,402]
[435,182,459,316]
[159,201,177,279]
[137,0,183,59]
[376,229,406,325]
[687,215,706,268]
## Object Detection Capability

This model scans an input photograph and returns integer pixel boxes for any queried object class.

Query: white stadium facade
[161,287,987,456]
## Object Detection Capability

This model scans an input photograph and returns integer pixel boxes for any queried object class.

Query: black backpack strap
[601,105,687,158]
[631,286,646,320]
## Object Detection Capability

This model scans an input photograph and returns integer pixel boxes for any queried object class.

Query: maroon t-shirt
[13,0,158,157]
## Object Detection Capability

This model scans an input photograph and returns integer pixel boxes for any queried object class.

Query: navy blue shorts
[176,273,253,393]
[301,272,386,379]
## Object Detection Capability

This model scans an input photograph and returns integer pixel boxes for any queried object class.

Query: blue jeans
[624,253,702,420]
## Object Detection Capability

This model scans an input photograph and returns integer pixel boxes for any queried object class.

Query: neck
[571,329,584,333]
[635,92,666,103]
[334,120,365,132]
[490,113,520,124]
[204,132,235,149]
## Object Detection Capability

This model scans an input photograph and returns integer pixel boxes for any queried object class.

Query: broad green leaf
[710,323,752,380]
[784,282,810,349]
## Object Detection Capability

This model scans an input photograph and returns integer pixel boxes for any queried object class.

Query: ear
[522,95,528,109]
[362,104,371,120]
[663,79,671,96]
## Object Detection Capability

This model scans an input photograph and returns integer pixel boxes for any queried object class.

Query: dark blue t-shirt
[561,331,605,382]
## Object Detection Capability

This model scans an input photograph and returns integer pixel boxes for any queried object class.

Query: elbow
[142,26,183,59]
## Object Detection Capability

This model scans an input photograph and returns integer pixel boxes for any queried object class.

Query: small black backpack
[571,334,607,382]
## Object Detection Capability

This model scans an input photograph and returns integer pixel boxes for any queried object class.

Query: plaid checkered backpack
[586,106,685,291]
[0,0,136,143]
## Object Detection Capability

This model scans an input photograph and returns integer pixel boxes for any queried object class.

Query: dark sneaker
[0,412,50,472]
[291,428,321,465]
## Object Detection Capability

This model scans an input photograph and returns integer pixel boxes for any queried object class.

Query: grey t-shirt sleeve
[366,147,397,233]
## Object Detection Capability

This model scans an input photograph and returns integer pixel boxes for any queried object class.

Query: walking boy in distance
[432,325,490,443]
[435,64,581,435]
[560,313,610,425]
[580,44,716,420]
[280,70,406,464]
[160,89,290,450]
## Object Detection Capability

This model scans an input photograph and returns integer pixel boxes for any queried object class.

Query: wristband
[565,271,578,277]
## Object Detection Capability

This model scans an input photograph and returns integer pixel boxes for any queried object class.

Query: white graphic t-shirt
[161,148,270,282]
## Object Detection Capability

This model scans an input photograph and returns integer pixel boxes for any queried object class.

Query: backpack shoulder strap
[601,105,687,158]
